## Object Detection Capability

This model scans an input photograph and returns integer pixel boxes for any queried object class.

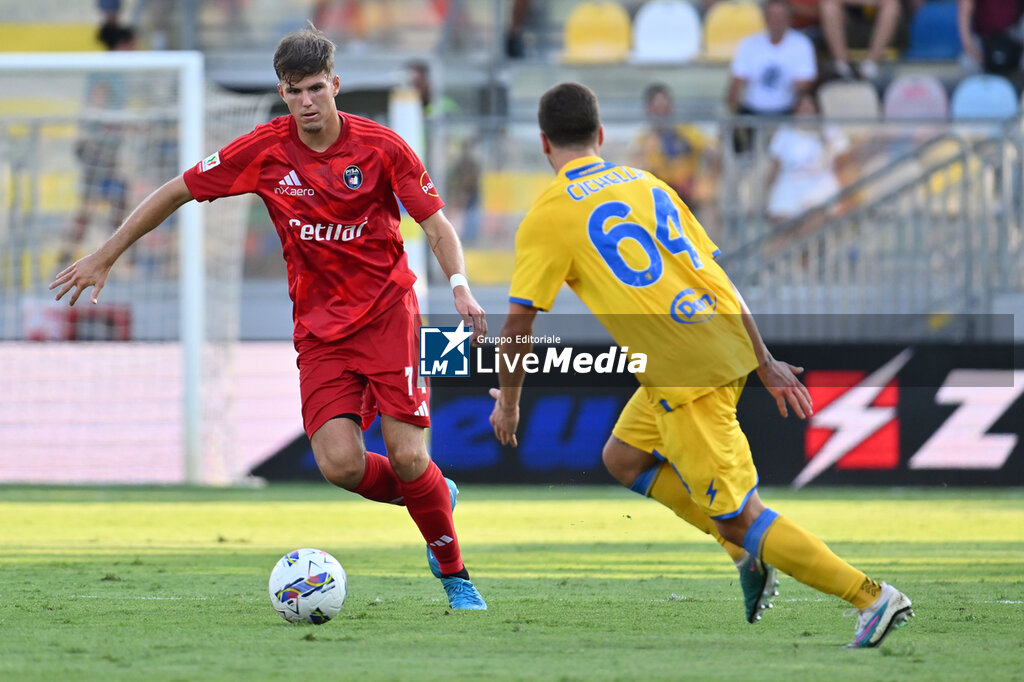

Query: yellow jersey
[508,155,758,407]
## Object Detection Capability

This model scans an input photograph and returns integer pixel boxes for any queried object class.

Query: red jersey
[183,113,444,342]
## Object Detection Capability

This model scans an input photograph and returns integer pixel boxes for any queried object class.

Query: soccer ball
[268,548,347,624]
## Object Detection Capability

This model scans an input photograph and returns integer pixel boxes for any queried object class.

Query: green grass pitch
[1,485,1021,681]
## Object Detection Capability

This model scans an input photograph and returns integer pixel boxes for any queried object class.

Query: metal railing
[717,116,1023,341]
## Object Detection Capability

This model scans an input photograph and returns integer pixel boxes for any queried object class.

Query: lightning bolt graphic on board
[791,348,914,489]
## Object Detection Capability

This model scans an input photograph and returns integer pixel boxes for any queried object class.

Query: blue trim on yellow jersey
[710,476,760,520]
[565,161,616,180]
[653,448,691,492]
[741,508,780,559]
[712,248,722,259]
[676,468,691,494]
[629,464,659,496]
[633,450,693,495]
[659,399,671,412]
[508,296,536,308]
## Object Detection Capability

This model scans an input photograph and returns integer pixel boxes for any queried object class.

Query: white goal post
[0,51,272,485]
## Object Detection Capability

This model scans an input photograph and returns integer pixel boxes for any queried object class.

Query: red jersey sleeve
[385,136,445,223]
[183,126,268,202]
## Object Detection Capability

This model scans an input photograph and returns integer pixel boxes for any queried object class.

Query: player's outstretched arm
[730,279,814,419]
[419,209,487,341]
[50,176,194,306]
[489,302,538,447]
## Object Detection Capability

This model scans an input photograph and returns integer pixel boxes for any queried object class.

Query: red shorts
[295,291,430,438]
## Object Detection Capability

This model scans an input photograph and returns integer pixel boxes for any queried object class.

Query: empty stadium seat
[950,74,1019,119]
[904,0,961,60]
[702,0,764,62]
[883,75,949,119]
[630,0,701,64]
[563,0,632,64]
[0,23,102,52]
[817,80,881,120]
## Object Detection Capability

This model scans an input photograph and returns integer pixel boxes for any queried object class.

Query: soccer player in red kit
[50,25,488,610]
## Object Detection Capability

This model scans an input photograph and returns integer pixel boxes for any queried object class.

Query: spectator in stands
[63,23,137,265]
[505,0,549,59]
[96,20,135,52]
[446,137,482,245]
[407,60,459,118]
[128,0,176,49]
[957,0,1024,75]
[312,0,367,44]
[506,0,530,58]
[789,0,824,34]
[819,0,904,80]
[726,0,818,152]
[634,83,715,214]
[765,93,850,223]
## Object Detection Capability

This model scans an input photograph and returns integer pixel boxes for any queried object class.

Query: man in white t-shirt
[726,0,817,151]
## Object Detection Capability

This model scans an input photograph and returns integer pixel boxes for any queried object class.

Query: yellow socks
[749,511,882,609]
[635,463,883,610]
[646,462,746,563]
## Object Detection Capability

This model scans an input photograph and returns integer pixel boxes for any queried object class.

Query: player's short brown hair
[538,82,601,148]
[273,24,335,85]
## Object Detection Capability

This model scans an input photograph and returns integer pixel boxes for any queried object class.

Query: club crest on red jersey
[343,165,363,189]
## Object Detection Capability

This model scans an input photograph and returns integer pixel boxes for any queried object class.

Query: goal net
[0,52,274,485]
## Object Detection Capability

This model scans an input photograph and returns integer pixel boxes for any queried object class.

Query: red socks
[399,460,463,575]
[352,451,404,504]
[352,453,463,575]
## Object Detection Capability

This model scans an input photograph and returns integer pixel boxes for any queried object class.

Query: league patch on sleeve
[200,152,221,172]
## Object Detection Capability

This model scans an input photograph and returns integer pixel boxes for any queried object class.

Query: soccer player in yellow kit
[489,82,913,647]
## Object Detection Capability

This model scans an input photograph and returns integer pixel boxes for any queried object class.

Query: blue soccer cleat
[426,477,459,579]
[441,576,487,610]
[737,552,779,623]
[847,582,913,648]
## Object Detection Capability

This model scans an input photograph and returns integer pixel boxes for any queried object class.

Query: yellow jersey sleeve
[508,203,572,311]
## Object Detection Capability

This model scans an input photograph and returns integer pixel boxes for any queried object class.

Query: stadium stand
[702,0,765,62]
[903,0,961,60]
[562,0,632,64]
[882,74,950,119]
[630,0,702,64]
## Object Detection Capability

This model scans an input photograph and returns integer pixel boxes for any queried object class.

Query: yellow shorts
[611,384,757,519]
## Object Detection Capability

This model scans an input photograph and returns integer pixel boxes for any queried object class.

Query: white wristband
[449,273,469,291]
